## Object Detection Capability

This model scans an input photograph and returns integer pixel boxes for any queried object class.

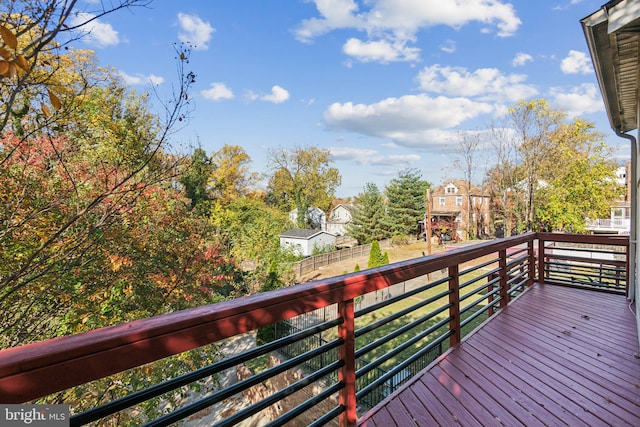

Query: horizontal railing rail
[0,233,628,426]
[537,232,629,295]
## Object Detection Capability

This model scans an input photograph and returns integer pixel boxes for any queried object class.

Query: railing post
[338,299,356,427]
[626,242,630,298]
[527,239,535,287]
[448,265,461,347]
[538,236,546,283]
[498,249,509,308]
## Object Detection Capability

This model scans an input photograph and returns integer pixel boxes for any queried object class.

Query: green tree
[267,146,341,227]
[382,168,430,237]
[179,147,213,213]
[367,241,389,268]
[347,182,389,244]
[535,119,620,232]
[210,196,293,291]
[368,241,383,268]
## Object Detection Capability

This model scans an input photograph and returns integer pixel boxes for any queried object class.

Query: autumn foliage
[0,132,240,346]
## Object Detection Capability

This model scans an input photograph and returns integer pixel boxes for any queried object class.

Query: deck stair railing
[0,233,628,426]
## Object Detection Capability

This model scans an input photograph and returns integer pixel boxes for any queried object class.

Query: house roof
[582,0,640,133]
[331,203,355,212]
[432,180,488,196]
[280,228,333,240]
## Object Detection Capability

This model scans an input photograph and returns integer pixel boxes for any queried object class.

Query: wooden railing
[0,233,628,426]
[538,232,628,295]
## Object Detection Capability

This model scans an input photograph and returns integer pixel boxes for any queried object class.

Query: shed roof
[280,228,330,240]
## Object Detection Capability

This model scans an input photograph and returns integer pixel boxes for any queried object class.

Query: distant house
[326,204,355,236]
[428,180,491,241]
[586,163,631,235]
[288,207,326,230]
[279,228,336,257]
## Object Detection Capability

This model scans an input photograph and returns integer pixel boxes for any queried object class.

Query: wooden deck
[359,284,640,427]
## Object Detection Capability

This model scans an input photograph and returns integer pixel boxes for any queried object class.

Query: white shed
[280,228,336,257]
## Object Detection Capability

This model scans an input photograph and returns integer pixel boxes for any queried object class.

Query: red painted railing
[0,233,628,426]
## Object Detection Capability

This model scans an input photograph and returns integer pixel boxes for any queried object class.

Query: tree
[0,1,152,137]
[535,119,620,232]
[382,168,430,237]
[508,99,565,231]
[267,146,341,227]
[210,195,293,291]
[179,147,213,213]
[209,144,261,204]
[454,131,481,239]
[484,120,522,236]
[347,182,389,244]
[486,101,620,234]
[0,46,197,346]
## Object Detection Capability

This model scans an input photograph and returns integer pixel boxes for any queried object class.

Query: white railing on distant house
[586,218,630,234]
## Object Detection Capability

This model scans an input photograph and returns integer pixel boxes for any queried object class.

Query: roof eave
[582,0,640,133]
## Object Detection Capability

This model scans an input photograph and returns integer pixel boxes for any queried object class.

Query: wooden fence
[293,239,391,277]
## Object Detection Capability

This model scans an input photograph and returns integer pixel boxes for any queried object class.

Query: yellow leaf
[0,26,17,50]
[5,62,16,78]
[0,48,10,59]
[0,60,8,77]
[48,89,62,110]
[41,102,50,117]
[14,55,29,72]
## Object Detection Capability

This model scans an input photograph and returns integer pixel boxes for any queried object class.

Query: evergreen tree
[382,252,390,265]
[347,182,390,244]
[382,168,430,237]
[368,241,383,268]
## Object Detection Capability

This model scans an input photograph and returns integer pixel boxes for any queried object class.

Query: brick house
[428,180,491,241]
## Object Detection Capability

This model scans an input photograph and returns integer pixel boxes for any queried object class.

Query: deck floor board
[358,284,640,427]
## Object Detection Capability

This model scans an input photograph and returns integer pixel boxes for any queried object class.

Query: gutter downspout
[615,129,637,304]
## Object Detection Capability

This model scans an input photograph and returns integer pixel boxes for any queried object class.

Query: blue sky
[69,0,625,197]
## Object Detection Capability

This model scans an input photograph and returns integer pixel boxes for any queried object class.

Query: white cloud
[120,72,164,86]
[343,37,420,63]
[294,0,363,42]
[440,39,456,54]
[330,146,420,166]
[560,50,593,75]
[416,64,538,103]
[201,82,234,101]
[70,12,119,47]
[512,52,533,67]
[177,13,215,50]
[295,0,521,63]
[323,94,493,150]
[261,85,290,104]
[550,83,603,117]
